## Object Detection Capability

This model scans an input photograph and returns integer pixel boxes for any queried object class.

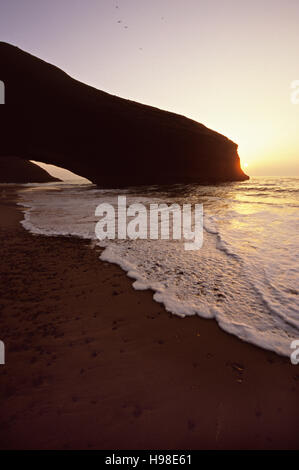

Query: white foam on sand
[17,178,299,357]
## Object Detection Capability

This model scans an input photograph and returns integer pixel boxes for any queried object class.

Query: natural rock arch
[0,42,248,188]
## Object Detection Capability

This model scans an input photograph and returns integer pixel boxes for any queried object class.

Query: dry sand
[0,187,298,450]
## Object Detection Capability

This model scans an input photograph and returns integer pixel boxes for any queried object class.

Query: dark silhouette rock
[0,156,61,183]
[0,42,248,187]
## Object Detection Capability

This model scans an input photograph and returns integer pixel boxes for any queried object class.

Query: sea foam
[17,178,299,357]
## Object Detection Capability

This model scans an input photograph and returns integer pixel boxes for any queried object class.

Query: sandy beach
[0,187,298,450]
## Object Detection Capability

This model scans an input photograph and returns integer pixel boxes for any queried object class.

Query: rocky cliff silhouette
[0,157,60,183]
[0,42,248,187]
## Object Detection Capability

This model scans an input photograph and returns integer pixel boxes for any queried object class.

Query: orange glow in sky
[1,0,298,176]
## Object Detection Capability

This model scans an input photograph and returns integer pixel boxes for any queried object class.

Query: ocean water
[17,177,299,356]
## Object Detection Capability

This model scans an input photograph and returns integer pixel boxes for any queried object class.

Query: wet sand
[0,187,298,449]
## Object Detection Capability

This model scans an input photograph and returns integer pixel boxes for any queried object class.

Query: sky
[1,0,299,177]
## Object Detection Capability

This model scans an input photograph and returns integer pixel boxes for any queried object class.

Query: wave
[16,178,299,357]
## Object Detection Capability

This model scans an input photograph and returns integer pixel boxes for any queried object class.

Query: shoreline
[0,187,298,449]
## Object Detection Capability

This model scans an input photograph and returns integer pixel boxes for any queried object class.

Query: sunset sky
[1,0,299,177]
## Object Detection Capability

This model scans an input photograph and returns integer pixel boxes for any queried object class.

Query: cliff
[0,157,61,183]
[0,42,248,187]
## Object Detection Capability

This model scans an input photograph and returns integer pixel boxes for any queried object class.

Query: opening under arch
[31,161,92,184]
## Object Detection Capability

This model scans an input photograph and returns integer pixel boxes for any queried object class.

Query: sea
[16,177,299,357]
